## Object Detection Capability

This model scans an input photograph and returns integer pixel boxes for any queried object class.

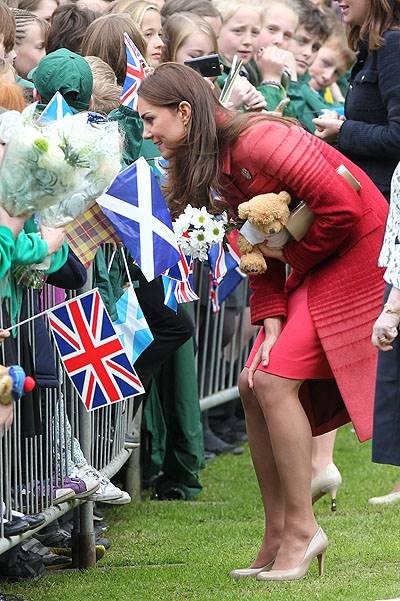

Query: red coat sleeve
[247,123,363,275]
[248,259,287,325]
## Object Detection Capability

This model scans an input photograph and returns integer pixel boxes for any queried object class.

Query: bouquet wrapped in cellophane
[0,108,121,219]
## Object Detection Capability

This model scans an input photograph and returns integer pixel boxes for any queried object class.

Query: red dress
[220,119,388,442]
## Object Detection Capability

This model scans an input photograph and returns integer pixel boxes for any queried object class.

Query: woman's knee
[253,371,300,405]
[238,369,258,410]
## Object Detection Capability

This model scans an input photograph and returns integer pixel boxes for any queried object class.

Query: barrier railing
[0,258,253,564]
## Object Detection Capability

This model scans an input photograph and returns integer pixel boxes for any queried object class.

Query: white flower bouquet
[173,205,227,261]
[40,115,121,227]
[0,110,121,219]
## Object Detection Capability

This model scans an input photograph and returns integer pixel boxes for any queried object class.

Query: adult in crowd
[137,63,387,582]
[17,0,58,21]
[313,0,400,201]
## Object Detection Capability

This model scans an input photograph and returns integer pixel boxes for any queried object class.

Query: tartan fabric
[65,203,121,267]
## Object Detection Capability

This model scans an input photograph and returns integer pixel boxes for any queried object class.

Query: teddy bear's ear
[238,201,251,219]
[278,191,291,205]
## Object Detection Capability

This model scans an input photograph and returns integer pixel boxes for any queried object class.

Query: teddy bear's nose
[268,228,277,234]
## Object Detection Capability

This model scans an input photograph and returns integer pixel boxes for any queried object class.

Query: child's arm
[0,207,28,278]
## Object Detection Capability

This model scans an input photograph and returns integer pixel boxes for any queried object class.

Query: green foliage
[6,425,400,601]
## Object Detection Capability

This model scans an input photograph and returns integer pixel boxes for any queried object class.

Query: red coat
[220,119,388,442]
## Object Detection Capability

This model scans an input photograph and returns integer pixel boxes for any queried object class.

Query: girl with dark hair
[137,62,387,581]
[313,0,400,200]
[46,3,97,54]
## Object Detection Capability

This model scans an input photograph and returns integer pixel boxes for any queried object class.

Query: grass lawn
[5,424,400,601]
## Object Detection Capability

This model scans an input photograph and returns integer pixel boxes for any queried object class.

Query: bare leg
[239,369,284,567]
[311,430,337,478]
[253,370,319,570]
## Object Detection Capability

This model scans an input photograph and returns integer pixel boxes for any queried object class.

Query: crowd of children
[0,0,398,593]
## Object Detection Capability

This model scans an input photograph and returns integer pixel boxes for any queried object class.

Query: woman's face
[140,10,164,67]
[257,3,298,51]
[338,0,369,26]
[138,97,189,159]
[32,0,58,22]
[175,31,215,64]
[14,22,46,79]
[217,6,261,65]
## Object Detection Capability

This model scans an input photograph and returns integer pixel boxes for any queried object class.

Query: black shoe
[3,518,30,538]
[153,487,186,501]
[12,512,46,531]
[0,542,45,581]
[204,451,216,462]
[203,427,237,455]
[219,430,248,445]
[34,527,71,548]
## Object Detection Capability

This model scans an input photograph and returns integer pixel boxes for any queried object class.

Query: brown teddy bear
[236,191,291,274]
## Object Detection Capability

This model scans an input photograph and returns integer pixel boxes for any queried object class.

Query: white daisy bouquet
[172,205,227,261]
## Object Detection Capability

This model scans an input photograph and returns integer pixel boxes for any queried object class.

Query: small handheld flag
[48,289,144,411]
[37,91,73,123]
[113,285,154,364]
[97,157,180,281]
[120,33,147,110]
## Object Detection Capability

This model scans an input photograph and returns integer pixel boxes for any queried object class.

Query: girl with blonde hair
[109,0,164,66]
[84,55,121,114]
[161,11,217,63]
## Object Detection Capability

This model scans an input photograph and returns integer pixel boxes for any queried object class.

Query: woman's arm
[338,32,400,158]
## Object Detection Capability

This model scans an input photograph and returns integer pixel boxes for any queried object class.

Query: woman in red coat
[137,63,388,581]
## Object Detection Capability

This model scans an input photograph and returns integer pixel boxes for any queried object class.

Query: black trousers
[372,284,400,466]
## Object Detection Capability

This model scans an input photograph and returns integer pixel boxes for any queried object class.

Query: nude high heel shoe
[312,463,342,511]
[229,560,274,580]
[256,528,328,582]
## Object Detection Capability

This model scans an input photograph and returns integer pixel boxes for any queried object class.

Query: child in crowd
[161,11,218,62]
[308,34,355,106]
[84,55,121,114]
[17,0,58,22]
[46,3,98,54]
[0,2,16,64]
[12,8,49,80]
[0,59,25,110]
[109,0,164,67]
[161,0,223,36]
[80,13,147,85]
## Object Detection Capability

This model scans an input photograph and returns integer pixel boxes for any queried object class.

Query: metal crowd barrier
[0,254,254,566]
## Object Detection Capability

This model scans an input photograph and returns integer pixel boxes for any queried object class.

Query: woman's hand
[313,116,344,143]
[372,309,400,351]
[40,225,65,255]
[248,317,282,388]
[257,242,285,261]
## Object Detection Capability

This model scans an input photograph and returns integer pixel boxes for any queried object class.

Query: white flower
[191,206,213,229]
[204,219,226,244]
[173,212,192,236]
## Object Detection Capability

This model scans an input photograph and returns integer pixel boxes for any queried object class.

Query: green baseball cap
[30,49,93,112]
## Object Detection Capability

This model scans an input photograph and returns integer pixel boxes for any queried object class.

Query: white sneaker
[101,490,131,505]
[368,491,400,505]
[73,463,126,502]
[68,467,101,496]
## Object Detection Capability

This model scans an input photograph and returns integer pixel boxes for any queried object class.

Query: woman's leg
[253,370,319,570]
[238,368,284,567]
[312,430,337,478]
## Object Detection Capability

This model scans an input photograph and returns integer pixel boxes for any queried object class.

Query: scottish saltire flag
[120,33,146,110]
[209,243,246,312]
[38,91,72,123]
[113,285,154,364]
[162,275,178,312]
[151,157,168,184]
[48,289,144,411]
[97,157,180,281]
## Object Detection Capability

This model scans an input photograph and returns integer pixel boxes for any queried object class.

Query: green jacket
[0,226,15,281]
[108,105,144,167]
[7,217,68,322]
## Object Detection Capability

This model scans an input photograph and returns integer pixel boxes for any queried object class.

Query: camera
[184,53,220,78]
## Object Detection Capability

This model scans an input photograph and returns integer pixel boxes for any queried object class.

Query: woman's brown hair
[161,12,218,62]
[138,62,291,217]
[80,13,147,85]
[0,3,16,55]
[347,0,400,51]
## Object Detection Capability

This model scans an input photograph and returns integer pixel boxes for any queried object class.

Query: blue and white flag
[113,285,154,364]
[97,157,180,281]
[38,91,73,123]
[162,275,178,312]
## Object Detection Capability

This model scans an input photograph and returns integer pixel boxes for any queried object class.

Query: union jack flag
[48,290,144,411]
[162,245,198,309]
[209,238,246,312]
[120,33,147,110]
